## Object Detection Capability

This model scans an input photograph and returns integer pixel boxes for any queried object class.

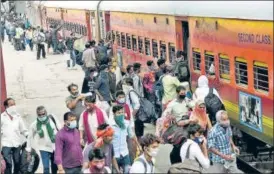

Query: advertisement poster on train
[239,91,263,132]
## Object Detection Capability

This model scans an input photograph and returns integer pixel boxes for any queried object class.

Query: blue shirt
[207,123,232,164]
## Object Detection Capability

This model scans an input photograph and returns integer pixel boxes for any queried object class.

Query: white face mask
[117,98,126,104]
[93,72,98,77]
[148,147,159,157]
[6,105,18,117]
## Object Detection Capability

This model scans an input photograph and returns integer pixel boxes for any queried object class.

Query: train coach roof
[38,1,99,10]
[100,1,273,21]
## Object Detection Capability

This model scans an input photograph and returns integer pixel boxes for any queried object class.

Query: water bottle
[27,156,35,172]
[224,153,236,169]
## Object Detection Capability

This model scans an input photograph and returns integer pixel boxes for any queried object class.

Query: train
[21,1,274,172]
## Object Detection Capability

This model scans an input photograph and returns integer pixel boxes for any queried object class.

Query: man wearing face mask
[83,123,120,173]
[130,133,161,174]
[83,148,111,173]
[81,68,98,94]
[163,86,194,125]
[66,83,86,124]
[1,98,28,174]
[111,105,140,173]
[26,106,61,174]
[207,110,242,173]
[55,112,83,174]
[179,123,210,169]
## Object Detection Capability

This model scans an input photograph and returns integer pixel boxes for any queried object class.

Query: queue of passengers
[1,23,243,173]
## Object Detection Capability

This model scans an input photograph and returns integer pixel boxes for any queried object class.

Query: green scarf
[36,116,55,143]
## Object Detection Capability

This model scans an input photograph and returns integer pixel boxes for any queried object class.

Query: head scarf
[94,126,114,148]
[192,100,207,129]
[198,75,209,88]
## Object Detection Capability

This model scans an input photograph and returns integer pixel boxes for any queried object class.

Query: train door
[182,21,189,60]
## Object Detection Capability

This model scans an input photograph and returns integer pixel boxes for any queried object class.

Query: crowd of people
[1,14,243,174]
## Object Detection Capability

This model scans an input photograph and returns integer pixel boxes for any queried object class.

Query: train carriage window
[116,32,121,46]
[160,41,166,59]
[111,30,115,43]
[235,57,248,86]
[219,54,230,80]
[132,35,137,52]
[138,37,144,54]
[193,48,201,71]
[253,61,269,92]
[152,40,158,58]
[145,38,151,56]
[168,43,175,63]
[126,34,131,49]
[205,51,215,76]
[84,26,87,36]
[121,33,126,48]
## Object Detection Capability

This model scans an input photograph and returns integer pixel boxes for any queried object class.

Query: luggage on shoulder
[204,88,225,123]
[168,143,202,173]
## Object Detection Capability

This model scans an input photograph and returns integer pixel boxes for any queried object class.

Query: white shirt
[26,114,62,153]
[79,109,109,140]
[130,154,155,174]
[1,111,28,148]
[180,139,210,169]
[125,88,140,111]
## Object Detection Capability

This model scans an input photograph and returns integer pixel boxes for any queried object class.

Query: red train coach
[0,41,7,112]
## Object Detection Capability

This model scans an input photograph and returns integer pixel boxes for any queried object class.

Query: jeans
[52,40,58,53]
[37,43,46,59]
[69,50,76,67]
[40,151,58,174]
[26,39,33,51]
[64,166,82,174]
[2,146,21,174]
[116,155,131,173]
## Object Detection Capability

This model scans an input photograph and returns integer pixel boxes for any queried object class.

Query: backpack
[175,61,190,82]
[204,88,225,123]
[75,50,84,66]
[168,144,202,173]
[129,90,156,123]
[154,75,165,102]
[134,157,153,173]
[37,33,45,44]
[20,142,40,174]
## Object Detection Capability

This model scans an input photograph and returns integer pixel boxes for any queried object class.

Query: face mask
[6,106,18,116]
[38,115,47,122]
[178,94,186,100]
[148,147,159,157]
[220,120,230,128]
[71,91,79,97]
[93,72,98,77]
[117,98,126,104]
[95,162,105,170]
[114,114,125,129]
[67,120,77,129]
[194,136,204,145]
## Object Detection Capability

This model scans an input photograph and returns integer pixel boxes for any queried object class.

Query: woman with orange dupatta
[189,100,212,136]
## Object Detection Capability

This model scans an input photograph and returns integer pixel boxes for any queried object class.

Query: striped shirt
[207,123,232,164]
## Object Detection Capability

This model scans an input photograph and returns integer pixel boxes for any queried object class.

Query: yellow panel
[254,61,268,68]
[236,57,247,63]
[169,43,175,47]
[193,48,200,52]
[220,74,231,80]
[219,54,229,59]
[205,51,214,55]
[132,35,137,39]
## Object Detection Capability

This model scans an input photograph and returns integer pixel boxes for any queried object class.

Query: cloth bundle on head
[94,126,114,148]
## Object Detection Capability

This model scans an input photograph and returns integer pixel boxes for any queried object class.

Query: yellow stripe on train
[223,100,273,129]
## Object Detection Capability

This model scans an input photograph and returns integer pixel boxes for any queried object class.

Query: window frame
[152,39,159,58]
[253,61,269,93]
[126,34,132,50]
[138,36,144,54]
[204,51,215,76]
[235,57,248,87]
[121,32,126,48]
[116,32,121,46]
[145,38,151,56]
[168,43,176,63]
[160,41,167,60]
[192,48,201,71]
[132,35,137,52]
[219,54,230,81]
